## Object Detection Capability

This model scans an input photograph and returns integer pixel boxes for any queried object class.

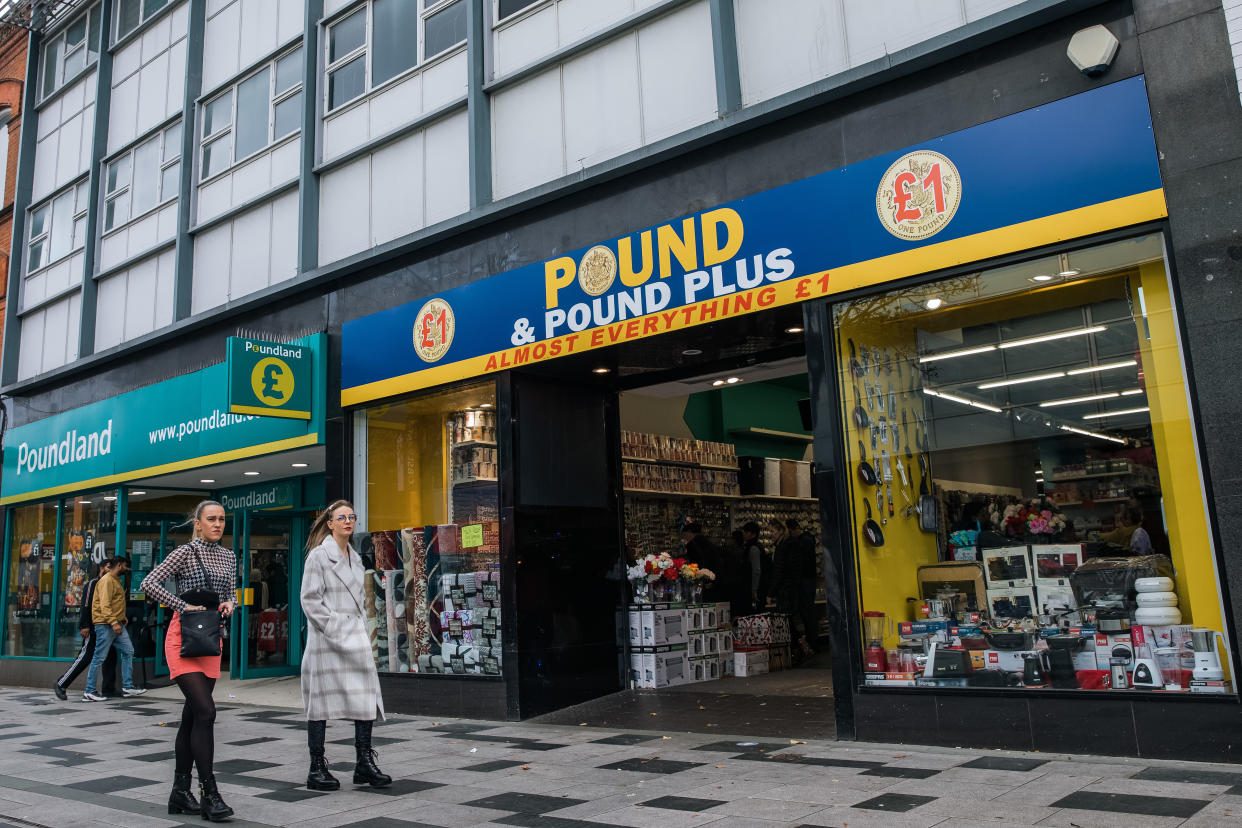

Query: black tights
[174,673,217,778]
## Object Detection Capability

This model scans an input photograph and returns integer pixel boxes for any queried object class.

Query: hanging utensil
[852,382,870,430]
[857,440,877,486]
[896,456,909,487]
[849,338,863,378]
[877,488,886,525]
[887,483,894,518]
[863,499,885,546]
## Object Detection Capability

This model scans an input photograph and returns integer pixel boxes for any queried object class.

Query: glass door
[235,512,303,679]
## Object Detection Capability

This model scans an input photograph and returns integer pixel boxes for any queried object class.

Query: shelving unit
[622,456,739,472]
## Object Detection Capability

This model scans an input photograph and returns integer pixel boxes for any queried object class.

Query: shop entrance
[232,510,304,679]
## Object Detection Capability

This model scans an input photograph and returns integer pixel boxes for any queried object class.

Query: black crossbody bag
[179,548,222,658]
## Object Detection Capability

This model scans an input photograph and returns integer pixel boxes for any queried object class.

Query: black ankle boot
[307,720,339,791]
[198,774,234,822]
[352,720,392,788]
[168,772,200,815]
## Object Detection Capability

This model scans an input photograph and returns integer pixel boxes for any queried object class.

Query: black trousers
[57,631,117,692]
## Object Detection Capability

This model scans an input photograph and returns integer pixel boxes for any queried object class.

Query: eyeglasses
[331,514,358,523]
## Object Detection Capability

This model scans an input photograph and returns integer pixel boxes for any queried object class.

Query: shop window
[27,180,89,274]
[40,4,102,101]
[4,501,58,657]
[55,492,118,657]
[496,0,541,23]
[116,0,170,42]
[104,122,182,232]
[353,380,500,677]
[835,233,1227,694]
[199,46,304,181]
[325,0,466,113]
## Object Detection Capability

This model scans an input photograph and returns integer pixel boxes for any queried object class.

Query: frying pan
[857,440,877,486]
[851,382,870,429]
[917,454,937,533]
[863,499,885,547]
[849,338,863,377]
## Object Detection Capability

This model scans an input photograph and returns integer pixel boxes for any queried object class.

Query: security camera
[1067,25,1119,78]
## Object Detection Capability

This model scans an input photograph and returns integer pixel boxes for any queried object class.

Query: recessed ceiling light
[725,377,741,384]
[131,491,145,496]
[1032,274,1055,282]
[200,479,215,484]
[243,471,260,476]
[999,325,1106,350]
[1059,269,1080,277]
[785,326,804,334]
[1083,407,1150,419]
[291,463,309,468]
[977,371,1066,390]
[924,298,943,310]
[1039,392,1120,408]
[592,367,610,374]
[682,348,703,356]
[712,380,725,387]
[1067,359,1137,376]
[1121,388,1145,396]
[78,500,92,504]
[919,345,996,364]
[478,402,494,408]
[103,496,117,501]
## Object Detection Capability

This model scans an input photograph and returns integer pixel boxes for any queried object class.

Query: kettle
[1191,628,1226,681]
[1022,651,1048,688]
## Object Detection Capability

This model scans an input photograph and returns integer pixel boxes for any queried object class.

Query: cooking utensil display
[862,499,885,546]
[895,456,909,487]
[877,489,886,525]
[851,383,870,429]
[884,349,892,375]
[864,379,875,410]
[887,484,894,518]
[849,338,863,377]
[857,440,878,486]
[917,454,937,532]
[983,630,1033,650]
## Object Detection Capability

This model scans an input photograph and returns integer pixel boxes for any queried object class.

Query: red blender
[863,611,892,672]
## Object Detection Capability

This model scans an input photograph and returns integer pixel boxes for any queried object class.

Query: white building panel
[423,110,468,225]
[99,203,178,270]
[562,36,642,172]
[318,156,371,263]
[965,0,1029,21]
[109,6,189,153]
[32,77,96,201]
[191,221,231,312]
[324,0,355,18]
[269,189,299,287]
[494,3,557,76]
[95,270,127,350]
[736,0,847,106]
[557,0,633,44]
[195,138,300,223]
[94,248,177,351]
[21,254,79,312]
[636,1,716,143]
[843,0,963,66]
[121,255,157,341]
[191,191,300,314]
[370,130,424,247]
[491,67,564,199]
[18,292,81,380]
[202,0,303,95]
[369,71,423,139]
[201,0,242,92]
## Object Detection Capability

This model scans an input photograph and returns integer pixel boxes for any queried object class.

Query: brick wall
[0,25,26,353]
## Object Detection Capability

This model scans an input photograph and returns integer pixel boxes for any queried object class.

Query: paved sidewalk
[0,687,1240,828]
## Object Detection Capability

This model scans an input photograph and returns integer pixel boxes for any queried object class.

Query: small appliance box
[734,647,769,677]
[795,461,812,498]
[689,632,720,657]
[779,459,798,497]
[721,653,735,676]
[984,649,1038,673]
[719,630,734,654]
[1095,632,1133,670]
[716,602,732,629]
[864,672,919,687]
[640,608,687,646]
[632,646,689,688]
[1190,679,1233,695]
[689,655,722,683]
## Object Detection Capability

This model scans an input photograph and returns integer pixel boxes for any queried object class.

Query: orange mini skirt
[165,612,222,680]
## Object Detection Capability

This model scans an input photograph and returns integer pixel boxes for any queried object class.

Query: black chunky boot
[168,772,201,815]
[306,720,339,791]
[198,774,234,822]
[352,720,392,788]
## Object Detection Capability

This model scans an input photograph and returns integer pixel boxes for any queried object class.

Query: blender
[1191,628,1226,681]
[863,611,893,672]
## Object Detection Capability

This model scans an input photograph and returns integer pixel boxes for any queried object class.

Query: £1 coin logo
[578,245,617,297]
[251,357,294,406]
[876,150,961,241]
[413,298,455,363]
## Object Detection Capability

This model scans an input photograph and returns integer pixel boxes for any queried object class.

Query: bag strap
[189,546,215,595]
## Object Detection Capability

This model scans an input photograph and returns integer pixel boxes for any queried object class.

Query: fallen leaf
[520,765,531,770]
[650,712,658,717]
[698,706,706,710]
[662,736,672,740]
[715,765,726,769]
[706,723,715,727]
[790,739,806,744]
[578,722,588,726]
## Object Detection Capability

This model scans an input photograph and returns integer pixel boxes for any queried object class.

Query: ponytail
[307,499,354,551]
[180,500,223,540]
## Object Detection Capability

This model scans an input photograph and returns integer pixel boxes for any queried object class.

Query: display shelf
[452,440,497,450]
[728,427,814,443]
[453,477,499,487]
[625,488,741,499]
[1050,470,1131,482]
[622,456,739,471]
[1057,497,1128,507]
[747,493,818,503]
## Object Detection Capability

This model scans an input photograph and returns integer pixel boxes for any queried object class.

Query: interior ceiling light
[924,387,1002,413]
[1121,388,1145,396]
[200,479,215,483]
[291,462,309,468]
[999,325,1106,350]
[103,496,117,501]
[478,402,494,408]
[1083,407,1150,420]
[1039,392,1119,408]
[244,471,260,476]
[726,377,741,384]
[924,298,943,310]
[78,500,92,504]
[592,367,610,374]
[1057,252,1080,278]
[1032,274,1055,282]
[682,348,703,356]
[1067,359,1137,376]
[712,380,725,387]
[918,344,996,363]
[131,491,146,496]
[785,327,804,334]
[1060,424,1127,444]
[977,371,1065,390]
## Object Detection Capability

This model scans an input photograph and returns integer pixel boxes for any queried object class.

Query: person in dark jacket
[53,559,117,700]
[723,530,752,615]
[785,519,819,654]
[741,522,765,612]
[681,521,722,599]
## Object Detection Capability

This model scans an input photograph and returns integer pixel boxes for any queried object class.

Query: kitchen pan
[857,440,878,486]
[849,338,864,377]
[984,630,1034,650]
[862,499,885,547]
[852,382,870,429]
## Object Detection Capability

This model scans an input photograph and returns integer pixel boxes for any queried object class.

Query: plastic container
[1135,591,1179,607]
[1135,606,1183,626]
[1134,576,1175,593]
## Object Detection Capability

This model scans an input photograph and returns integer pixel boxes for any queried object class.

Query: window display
[836,234,1230,693]
[5,501,58,657]
[55,491,118,657]
[355,380,500,676]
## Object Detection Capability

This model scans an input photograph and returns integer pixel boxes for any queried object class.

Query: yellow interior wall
[1133,262,1225,651]
[836,309,939,651]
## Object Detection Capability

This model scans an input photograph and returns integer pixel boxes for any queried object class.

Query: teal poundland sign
[218,480,302,512]
[227,336,313,420]
[1,334,326,504]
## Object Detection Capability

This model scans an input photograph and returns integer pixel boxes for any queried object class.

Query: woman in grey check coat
[300,500,390,791]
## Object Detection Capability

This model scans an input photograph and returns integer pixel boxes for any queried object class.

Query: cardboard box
[864,674,919,686]
[1095,632,1133,670]
[985,585,1037,620]
[690,655,722,683]
[983,649,1038,673]
[795,461,812,498]
[716,602,732,629]
[1190,679,1233,694]
[734,648,769,677]
[686,605,704,631]
[639,608,687,646]
[720,630,734,654]
[780,459,798,497]
[632,646,689,688]
[721,654,735,676]
[981,546,1033,588]
[626,609,641,646]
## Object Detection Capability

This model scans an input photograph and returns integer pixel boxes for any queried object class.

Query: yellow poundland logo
[251,357,295,407]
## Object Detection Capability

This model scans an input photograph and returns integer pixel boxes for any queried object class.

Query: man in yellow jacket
[83,556,147,701]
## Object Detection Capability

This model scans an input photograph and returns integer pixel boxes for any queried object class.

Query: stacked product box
[686,602,732,682]
[734,611,779,677]
[623,603,689,688]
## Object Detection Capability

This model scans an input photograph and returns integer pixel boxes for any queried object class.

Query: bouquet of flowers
[679,562,715,582]
[627,552,686,583]
[1002,498,1067,539]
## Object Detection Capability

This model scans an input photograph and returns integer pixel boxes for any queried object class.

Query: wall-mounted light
[131,491,146,496]
[1032,274,1055,282]
[712,380,725,387]
[291,463,309,468]
[200,479,215,484]
[785,326,804,334]
[592,367,611,374]
[244,471,260,476]
[924,298,943,310]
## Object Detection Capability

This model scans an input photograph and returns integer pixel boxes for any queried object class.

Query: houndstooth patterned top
[141,538,237,613]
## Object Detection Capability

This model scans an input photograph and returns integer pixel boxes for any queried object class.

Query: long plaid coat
[300,539,385,722]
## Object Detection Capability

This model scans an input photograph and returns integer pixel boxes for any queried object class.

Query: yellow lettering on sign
[618,230,654,287]
[545,257,576,309]
[701,208,744,267]
[657,218,698,279]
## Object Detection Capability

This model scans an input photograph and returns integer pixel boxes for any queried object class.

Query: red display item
[257,608,278,653]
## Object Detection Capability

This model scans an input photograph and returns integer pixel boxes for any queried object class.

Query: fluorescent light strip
[918,345,996,364]
[977,371,1065,390]
[1060,425,1127,444]
[1066,359,1137,376]
[1039,392,1119,408]
[1083,407,1150,420]
[1121,388,1144,396]
[925,388,1003,413]
[998,325,1106,350]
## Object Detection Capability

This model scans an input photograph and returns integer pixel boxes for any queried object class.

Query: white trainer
[122,687,148,697]
[82,691,107,702]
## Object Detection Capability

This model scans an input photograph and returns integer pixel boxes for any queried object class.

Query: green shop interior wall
[684,376,811,459]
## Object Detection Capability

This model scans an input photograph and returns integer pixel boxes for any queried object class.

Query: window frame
[494,0,546,26]
[102,122,183,235]
[323,0,467,116]
[198,46,305,183]
[38,4,102,103]
[115,0,172,44]
[26,180,89,276]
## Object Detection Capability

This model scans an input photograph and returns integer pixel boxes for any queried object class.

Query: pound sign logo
[250,357,295,407]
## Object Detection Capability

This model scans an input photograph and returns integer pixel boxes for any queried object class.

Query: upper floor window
[496,0,540,22]
[117,0,172,41]
[40,4,102,100]
[325,0,466,113]
[104,122,182,231]
[28,181,89,274]
[200,47,303,180]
